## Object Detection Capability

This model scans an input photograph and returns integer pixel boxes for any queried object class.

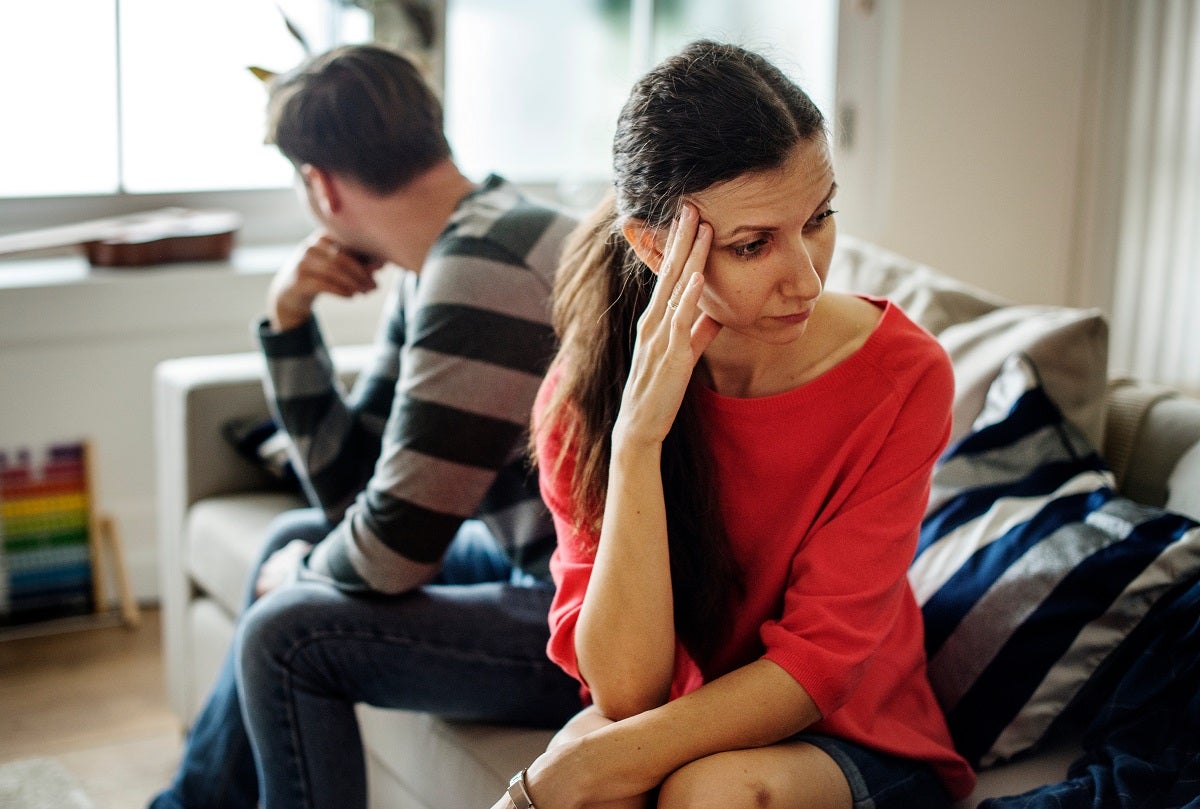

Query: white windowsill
[0,244,292,292]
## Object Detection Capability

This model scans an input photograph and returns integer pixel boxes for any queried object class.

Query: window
[0,0,368,199]
[0,1,836,241]
[0,0,369,246]
[443,0,838,201]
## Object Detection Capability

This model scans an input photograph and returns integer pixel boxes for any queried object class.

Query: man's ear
[621,219,667,273]
[299,164,342,218]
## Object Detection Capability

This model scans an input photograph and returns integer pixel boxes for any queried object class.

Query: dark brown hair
[540,40,827,667]
[266,44,450,195]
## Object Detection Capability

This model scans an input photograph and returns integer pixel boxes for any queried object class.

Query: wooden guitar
[0,207,242,267]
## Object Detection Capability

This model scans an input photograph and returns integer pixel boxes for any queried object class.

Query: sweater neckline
[695,296,894,413]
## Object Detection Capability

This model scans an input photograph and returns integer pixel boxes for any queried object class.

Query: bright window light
[0,0,369,199]
[0,1,120,197]
[444,0,838,187]
[0,0,836,207]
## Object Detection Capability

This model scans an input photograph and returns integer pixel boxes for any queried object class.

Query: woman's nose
[781,242,823,298]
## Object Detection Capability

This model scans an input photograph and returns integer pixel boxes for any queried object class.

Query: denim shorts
[797,734,953,809]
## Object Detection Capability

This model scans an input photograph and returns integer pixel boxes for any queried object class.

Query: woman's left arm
[505,658,819,809]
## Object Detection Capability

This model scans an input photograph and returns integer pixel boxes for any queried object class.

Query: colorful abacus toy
[0,441,138,632]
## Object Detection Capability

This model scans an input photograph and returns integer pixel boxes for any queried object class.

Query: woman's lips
[773,309,812,325]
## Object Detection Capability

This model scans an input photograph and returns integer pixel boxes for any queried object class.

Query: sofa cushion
[829,236,1109,449]
[357,705,553,809]
[186,492,306,615]
[936,306,1108,449]
[186,596,238,721]
[911,354,1200,768]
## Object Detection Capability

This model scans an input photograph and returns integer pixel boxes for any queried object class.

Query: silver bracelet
[506,767,536,809]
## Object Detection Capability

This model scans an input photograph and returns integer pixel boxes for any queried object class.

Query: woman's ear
[621,219,667,273]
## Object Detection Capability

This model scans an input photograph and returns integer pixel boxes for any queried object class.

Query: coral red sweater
[536,298,976,800]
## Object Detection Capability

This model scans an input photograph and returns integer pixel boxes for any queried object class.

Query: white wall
[0,248,385,605]
[836,0,1095,306]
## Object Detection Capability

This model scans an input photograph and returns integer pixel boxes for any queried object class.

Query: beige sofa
[154,236,1200,808]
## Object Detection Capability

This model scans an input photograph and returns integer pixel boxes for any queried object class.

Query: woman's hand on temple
[615,203,722,451]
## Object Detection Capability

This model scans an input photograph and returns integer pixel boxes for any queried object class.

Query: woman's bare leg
[657,741,852,809]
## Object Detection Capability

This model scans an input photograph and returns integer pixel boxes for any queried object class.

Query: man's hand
[255,539,313,597]
[268,231,386,331]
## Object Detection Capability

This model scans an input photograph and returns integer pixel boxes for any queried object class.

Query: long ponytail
[537,191,743,668]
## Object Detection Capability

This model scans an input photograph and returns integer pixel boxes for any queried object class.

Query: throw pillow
[221,416,298,488]
[911,354,1200,769]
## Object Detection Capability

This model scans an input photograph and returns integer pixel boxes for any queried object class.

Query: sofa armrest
[153,344,376,510]
[1103,378,1200,509]
[155,353,275,510]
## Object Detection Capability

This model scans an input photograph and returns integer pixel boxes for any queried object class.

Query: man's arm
[298,257,557,593]
[258,232,395,518]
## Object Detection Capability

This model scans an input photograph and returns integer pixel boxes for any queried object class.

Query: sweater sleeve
[759,346,954,718]
[258,310,390,519]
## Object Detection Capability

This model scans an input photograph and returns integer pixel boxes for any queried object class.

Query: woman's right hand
[575,204,721,714]
[268,230,384,331]
[613,204,722,451]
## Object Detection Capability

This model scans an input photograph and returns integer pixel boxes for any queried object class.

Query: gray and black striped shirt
[258,175,576,593]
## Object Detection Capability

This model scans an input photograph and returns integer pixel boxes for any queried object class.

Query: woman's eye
[733,238,768,258]
[807,208,838,230]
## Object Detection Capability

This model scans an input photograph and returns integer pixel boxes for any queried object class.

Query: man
[150,44,581,809]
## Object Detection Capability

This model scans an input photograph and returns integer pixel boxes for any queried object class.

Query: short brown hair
[266,44,451,194]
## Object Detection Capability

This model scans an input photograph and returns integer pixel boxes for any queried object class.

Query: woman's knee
[657,745,851,809]
[658,759,768,809]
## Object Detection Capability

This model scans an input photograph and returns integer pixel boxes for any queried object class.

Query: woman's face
[686,137,837,345]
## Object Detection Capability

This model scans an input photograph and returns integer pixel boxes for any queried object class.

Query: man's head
[266,44,450,196]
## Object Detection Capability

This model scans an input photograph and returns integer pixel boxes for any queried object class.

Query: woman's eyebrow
[818,181,839,207]
[715,181,839,242]
[719,222,778,240]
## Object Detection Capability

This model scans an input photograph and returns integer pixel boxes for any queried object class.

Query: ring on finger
[666,299,679,311]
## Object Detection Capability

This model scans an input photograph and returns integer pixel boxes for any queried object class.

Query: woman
[494,41,976,809]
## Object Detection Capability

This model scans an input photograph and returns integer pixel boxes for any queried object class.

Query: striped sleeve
[258,302,397,518]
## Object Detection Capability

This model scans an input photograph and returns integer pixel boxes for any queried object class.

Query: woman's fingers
[652,204,699,311]
[681,223,710,300]
[665,221,711,322]
[620,214,716,446]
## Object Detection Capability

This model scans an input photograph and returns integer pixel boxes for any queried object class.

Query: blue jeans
[799,734,953,809]
[149,508,581,809]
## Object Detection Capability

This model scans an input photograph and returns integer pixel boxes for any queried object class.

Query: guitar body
[82,209,242,267]
[0,208,242,268]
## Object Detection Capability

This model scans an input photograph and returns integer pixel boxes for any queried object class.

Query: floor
[0,607,184,808]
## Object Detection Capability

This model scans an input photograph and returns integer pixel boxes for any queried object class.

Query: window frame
[1,0,844,250]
